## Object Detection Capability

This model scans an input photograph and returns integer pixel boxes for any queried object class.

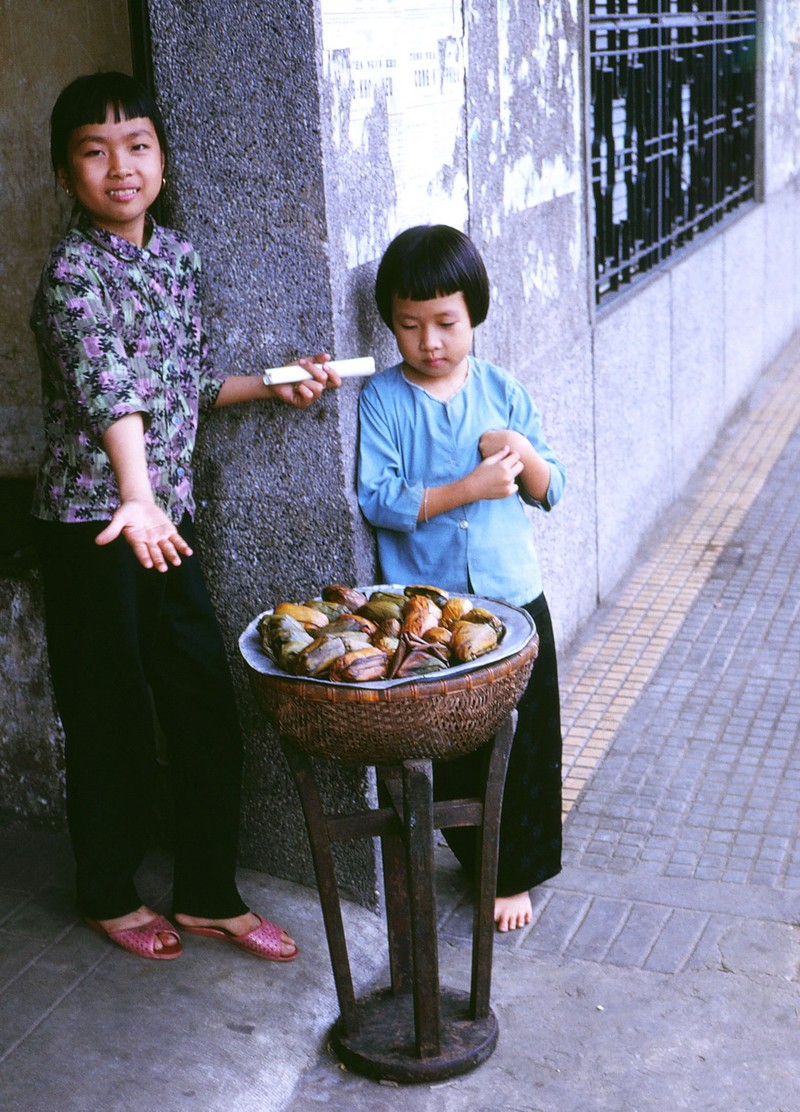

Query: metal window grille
[589,1,758,303]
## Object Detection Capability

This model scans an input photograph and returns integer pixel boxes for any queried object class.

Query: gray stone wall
[145,0,380,900]
[0,0,131,833]
[0,567,64,828]
[0,0,131,476]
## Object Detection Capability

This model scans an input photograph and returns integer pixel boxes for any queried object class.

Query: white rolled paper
[261,356,375,386]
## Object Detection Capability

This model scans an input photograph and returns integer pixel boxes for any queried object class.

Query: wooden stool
[280,712,515,1084]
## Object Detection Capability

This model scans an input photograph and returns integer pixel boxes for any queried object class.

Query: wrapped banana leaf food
[258,584,506,683]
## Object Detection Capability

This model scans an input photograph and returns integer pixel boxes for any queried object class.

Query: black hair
[50,71,169,179]
[374,224,490,330]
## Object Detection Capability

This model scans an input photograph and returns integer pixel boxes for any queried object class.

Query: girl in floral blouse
[31,71,340,961]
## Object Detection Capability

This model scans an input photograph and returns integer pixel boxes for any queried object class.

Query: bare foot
[494,891,533,933]
[174,910,297,959]
[96,905,180,953]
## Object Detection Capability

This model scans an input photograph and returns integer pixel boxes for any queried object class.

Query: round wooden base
[329,987,498,1084]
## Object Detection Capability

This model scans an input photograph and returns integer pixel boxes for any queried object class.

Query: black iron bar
[590,0,756,302]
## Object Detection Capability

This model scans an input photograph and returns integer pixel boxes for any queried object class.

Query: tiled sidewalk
[563,413,800,891]
[495,337,800,982]
[560,337,800,816]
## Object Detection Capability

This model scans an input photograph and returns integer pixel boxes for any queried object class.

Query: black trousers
[434,593,563,897]
[33,516,248,921]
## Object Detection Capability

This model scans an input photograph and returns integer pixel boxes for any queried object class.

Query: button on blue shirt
[357,358,566,606]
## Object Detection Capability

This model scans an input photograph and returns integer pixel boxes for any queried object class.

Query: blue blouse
[357,358,566,606]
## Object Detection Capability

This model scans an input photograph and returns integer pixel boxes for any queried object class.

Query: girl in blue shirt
[358,224,566,931]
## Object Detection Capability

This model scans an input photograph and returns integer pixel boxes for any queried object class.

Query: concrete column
[146,0,380,904]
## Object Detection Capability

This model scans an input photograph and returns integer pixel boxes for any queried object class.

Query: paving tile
[603,902,672,968]
[519,891,591,959]
[0,925,105,1059]
[642,909,712,974]
[564,897,631,962]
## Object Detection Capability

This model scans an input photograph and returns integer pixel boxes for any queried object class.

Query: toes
[280,932,297,956]
[494,893,533,933]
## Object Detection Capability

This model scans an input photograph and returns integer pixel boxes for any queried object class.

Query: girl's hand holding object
[266,356,372,409]
[261,355,375,387]
[472,446,524,500]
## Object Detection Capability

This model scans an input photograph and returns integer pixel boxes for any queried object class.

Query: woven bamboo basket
[242,598,538,763]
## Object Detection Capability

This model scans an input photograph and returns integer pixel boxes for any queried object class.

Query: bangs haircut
[50,71,169,178]
[375,224,490,329]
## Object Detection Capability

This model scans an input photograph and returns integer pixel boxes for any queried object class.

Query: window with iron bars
[589,1,758,304]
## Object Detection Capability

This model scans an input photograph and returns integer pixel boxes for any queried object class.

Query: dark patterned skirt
[433,592,563,897]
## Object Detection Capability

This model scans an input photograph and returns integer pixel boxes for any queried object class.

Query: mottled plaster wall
[464,0,596,646]
[762,1,800,367]
[764,0,800,195]
[319,0,596,647]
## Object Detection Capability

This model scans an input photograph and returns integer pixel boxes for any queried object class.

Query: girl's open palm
[95,499,193,572]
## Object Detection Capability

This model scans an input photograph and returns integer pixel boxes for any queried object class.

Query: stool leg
[402,759,441,1058]
[470,712,516,1019]
[280,738,360,1036]
[377,766,414,995]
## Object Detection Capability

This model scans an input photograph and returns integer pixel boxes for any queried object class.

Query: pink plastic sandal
[85,914,183,960]
[180,913,299,962]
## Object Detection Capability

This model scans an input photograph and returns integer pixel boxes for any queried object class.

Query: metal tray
[238,585,536,691]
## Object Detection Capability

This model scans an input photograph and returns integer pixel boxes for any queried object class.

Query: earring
[63,186,73,197]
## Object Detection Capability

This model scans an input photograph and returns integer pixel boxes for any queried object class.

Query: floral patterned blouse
[31,216,226,525]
